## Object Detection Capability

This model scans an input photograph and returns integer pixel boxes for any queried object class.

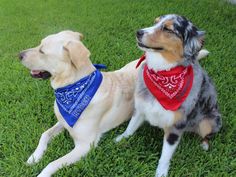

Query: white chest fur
[135,52,178,129]
[135,96,175,129]
[146,52,177,71]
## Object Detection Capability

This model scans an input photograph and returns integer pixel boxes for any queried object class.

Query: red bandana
[136,55,194,111]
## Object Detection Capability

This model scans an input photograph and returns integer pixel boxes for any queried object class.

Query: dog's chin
[30,70,51,80]
[137,41,164,52]
[137,42,149,51]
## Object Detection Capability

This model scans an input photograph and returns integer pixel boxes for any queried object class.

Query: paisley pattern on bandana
[55,69,103,127]
[143,64,194,111]
[136,54,194,111]
[146,67,188,99]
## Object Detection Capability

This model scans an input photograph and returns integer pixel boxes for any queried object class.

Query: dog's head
[136,14,205,63]
[19,30,90,80]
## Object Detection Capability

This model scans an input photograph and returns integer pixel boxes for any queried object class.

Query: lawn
[0,0,235,176]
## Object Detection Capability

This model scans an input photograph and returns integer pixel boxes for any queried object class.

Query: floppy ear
[74,32,84,40]
[184,30,205,60]
[63,40,91,69]
[65,30,84,40]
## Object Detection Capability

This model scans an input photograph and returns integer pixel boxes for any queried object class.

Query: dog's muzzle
[136,29,144,39]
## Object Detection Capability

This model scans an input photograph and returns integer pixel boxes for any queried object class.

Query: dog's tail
[197,49,210,60]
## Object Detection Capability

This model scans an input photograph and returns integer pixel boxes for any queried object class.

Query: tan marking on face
[164,20,174,30]
[198,119,214,138]
[145,31,183,62]
[143,20,184,63]
[159,41,183,63]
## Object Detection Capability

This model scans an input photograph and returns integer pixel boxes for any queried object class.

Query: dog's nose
[136,30,144,37]
[19,52,25,60]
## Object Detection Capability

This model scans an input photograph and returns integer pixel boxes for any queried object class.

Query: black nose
[136,30,144,37]
[19,52,25,60]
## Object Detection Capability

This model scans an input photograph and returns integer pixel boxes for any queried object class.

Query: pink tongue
[31,70,41,75]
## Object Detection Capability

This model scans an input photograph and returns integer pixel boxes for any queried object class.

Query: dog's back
[117,59,139,73]
[94,60,139,133]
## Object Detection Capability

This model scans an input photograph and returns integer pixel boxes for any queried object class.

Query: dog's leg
[27,122,64,165]
[37,141,92,177]
[198,116,221,151]
[155,129,182,177]
[115,111,144,142]
[198,118,213,151]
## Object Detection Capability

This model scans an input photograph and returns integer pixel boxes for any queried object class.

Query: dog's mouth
[137,41,164,51]
[30,70,51,79]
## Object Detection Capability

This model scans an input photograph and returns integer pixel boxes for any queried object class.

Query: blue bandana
[55,65,106,127]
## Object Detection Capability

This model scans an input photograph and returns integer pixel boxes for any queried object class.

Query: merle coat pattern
[116,14,221,177]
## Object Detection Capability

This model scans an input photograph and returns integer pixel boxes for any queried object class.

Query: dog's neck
[50,60,96,90]
[145,51,179,71]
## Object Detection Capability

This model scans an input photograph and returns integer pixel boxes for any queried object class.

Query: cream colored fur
[20,30,138,177]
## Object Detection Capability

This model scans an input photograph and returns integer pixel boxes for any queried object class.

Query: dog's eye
[162,26,182,39]
[39,48,45,54]
[163,26,174,33]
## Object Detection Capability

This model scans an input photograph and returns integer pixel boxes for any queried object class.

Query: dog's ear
[184,29,205,60]
[74,32,84,40]
[63,40,91,69]
[196,30,205,48]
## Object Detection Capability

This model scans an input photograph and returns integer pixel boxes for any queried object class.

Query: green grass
[0,0,235,176]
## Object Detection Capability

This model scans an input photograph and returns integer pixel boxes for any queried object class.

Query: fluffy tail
[197,49,210,60]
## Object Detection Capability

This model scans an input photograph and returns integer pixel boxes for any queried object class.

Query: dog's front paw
[115,133,127,142]
[27,153,41,165]
[155,170,168,177]
[155,163,169,177]
[201,139,209,151]
[37,163,55,177]
[37,168,52,177]
[155,173,167,177]
[37,172,51,177]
